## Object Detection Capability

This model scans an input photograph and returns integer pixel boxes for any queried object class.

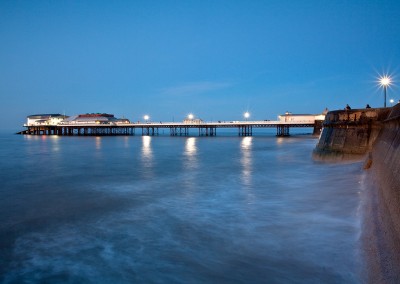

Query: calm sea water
[0,132,364,283]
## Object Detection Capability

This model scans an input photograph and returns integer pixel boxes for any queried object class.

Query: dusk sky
[1,0,399,131]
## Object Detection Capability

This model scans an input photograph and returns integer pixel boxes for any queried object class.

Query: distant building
[183,118,203,124]
[25,114,68,126]
[278,110,327,123]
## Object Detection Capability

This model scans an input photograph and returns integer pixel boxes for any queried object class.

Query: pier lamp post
[244,112,250,121]
[390,99,395,106]
[144,115,149,123]
[379,76,391,107]
[188,114,194,120]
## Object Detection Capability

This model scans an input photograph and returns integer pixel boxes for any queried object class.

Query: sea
[0,130,365,283]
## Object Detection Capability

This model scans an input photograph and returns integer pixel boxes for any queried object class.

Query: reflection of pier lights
[95,136,101,150]
[241,136,252,149]
[240,136,253,187]
[141,135,152,159]
[185,137,197,155]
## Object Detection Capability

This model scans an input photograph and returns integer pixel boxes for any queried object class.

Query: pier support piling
[277,125,290,136]
[239,126,252,136]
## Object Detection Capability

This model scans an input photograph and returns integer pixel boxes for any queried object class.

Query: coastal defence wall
[313,107,391,161]
[313,104,400,282]
[363,104,400,283]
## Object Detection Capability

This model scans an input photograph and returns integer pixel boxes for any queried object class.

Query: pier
[21,120,320,137]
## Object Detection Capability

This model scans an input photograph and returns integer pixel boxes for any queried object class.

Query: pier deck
[23,120,319,137]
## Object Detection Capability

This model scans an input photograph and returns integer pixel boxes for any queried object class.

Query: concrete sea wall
[362,104,400,283]
[314,104,400,282]
[313,107,391,161]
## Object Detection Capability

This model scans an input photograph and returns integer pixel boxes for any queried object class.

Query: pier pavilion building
[60,113,130,125]
[25,114,68,126]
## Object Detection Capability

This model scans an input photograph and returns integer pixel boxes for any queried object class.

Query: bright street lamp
[188,114,194,120]
[390,99,395,106]
[244,112,250,120]
[379,76,391,107]
[144,115,149,122]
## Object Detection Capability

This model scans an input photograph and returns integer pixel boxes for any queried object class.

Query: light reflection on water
[0,134,364,283]
[184,137,197,169]
[141,136,153,179]
[141,135,152,160]
[95,136,101,150]
[50,135,60,152]
[240,137,253,187]
[123,136,129,149]
[185,137,197,157]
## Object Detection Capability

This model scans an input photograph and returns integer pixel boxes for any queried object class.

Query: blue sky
[1,0,399,130]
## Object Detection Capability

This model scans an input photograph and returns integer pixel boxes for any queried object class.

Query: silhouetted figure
[345,104,351,110]
[366,104,371,108]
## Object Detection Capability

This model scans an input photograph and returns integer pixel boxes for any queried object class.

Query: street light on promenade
[244,112,250,121]
[188,114,194,120]
[144,115,149,123]
[390,99,395,106]
[379,76,391,107]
